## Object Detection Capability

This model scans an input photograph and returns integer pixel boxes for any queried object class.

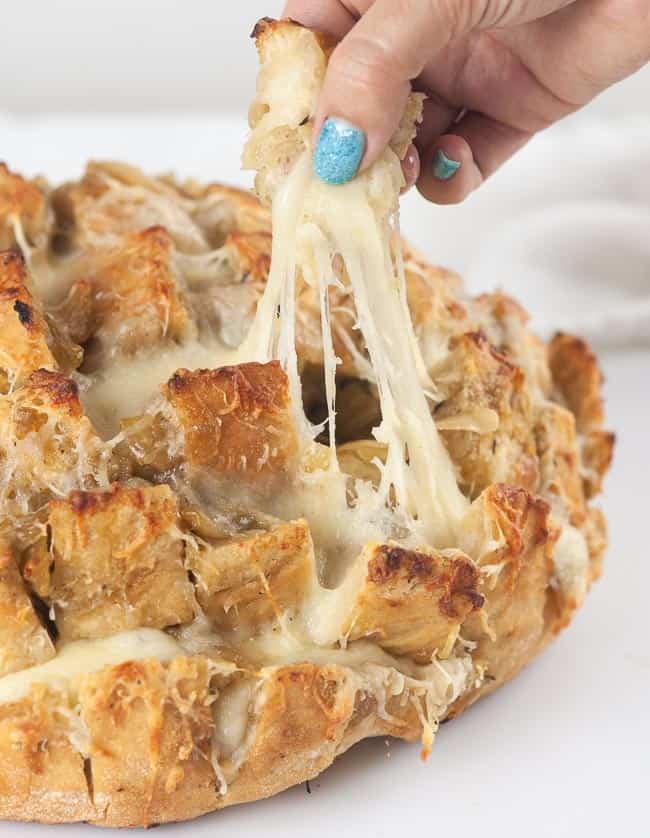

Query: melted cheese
[213,679,256,758]
[247,631,474,757]
[0,629,182,703]
[244,152,467,549]
[80,338,241,436]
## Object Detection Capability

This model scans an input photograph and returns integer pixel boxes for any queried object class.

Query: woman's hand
[284,0,650,202]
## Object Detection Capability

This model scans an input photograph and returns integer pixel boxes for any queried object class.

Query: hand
[284,0,650,202]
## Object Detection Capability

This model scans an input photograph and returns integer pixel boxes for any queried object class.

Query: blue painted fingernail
[433,150,461,181]
[313,117,365,185]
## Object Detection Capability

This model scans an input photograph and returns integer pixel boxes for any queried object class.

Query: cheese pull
[243,20,469,552]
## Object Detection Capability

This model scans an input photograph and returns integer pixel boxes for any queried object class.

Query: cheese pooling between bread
[243,151,468,549]
[0,629,183,703]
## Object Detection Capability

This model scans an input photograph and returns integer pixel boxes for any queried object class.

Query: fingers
[311,0,480,183]
[417,112,531,204]
[401,144,421,193]
[401,95,457,194]
[415,95,462,148]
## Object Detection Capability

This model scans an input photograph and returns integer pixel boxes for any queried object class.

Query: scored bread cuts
[0,17,613,828]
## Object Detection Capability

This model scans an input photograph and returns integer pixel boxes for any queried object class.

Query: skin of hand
[283,0,650,203]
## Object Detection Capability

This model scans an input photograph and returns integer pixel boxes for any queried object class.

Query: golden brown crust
[0,550,54,676]
[451,485,554,713]
[187,519,314,632]
[164,361,298,475]
[0,654,436,827]
[549,332,605,431]
[0,250,58,392]
[0,685,96,824]
[80,657,224,827]
[0,369,113,535]
[0,164,49,250]
[223,663,354,807]
[34,484,195,641]
[345,543,483,661]
[583,506,608,583]
[535,402,586,526]
[548,331,615,509]
[72,226,195,370]
[581,429,615,499]
[252,16,337,56]
[437,331,538,498]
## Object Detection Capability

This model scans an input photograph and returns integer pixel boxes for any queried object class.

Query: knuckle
[329,33,404,92]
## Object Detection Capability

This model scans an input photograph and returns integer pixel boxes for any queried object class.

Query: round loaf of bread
[0,19,613,830]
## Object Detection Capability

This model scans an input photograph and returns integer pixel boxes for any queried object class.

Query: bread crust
[163,361,298,475]
[0,164,49,250]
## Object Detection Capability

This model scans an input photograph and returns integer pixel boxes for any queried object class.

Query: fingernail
[432,150,461,181]
[313,117,365,185]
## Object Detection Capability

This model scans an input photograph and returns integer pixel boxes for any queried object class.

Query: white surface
[2,108,649,835]
[0,0,283,112]
[3,0,650,114]
[400,114,650,347]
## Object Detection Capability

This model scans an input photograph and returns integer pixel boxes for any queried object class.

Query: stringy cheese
[249,632,473,759]
[243,152,468,549]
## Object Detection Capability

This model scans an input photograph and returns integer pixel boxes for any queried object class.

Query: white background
[0,0,649,114]
[2,2,650,837]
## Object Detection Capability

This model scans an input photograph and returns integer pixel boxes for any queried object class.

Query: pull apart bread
[0,18,614,828]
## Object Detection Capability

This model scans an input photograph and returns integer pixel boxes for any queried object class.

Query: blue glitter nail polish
[313,118,365,185]
[432,150,461,181]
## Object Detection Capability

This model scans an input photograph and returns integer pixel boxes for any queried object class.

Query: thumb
[311,0,480,183]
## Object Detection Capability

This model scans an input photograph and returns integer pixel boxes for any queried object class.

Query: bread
[0,18,613,828]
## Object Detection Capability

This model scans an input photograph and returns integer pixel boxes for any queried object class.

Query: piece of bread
[0,18,613,829]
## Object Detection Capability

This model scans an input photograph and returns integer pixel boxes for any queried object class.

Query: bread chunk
[187,519,314,631]
[79,656,229,827]
[0,685,96,823]
[0,250,82,392]
[52,160,210,254]
[535,402,586,526]
[0,250,57,392]
[74,226,195,370]
[0,164,50,250]
[163,361,297,475]
[549,332,615,501]
[451,484,554,713]
[0,550,55,676]
[436,331,538,497]
[40,484,195,641]
[0,370,112,518]
[343,543,483,662]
